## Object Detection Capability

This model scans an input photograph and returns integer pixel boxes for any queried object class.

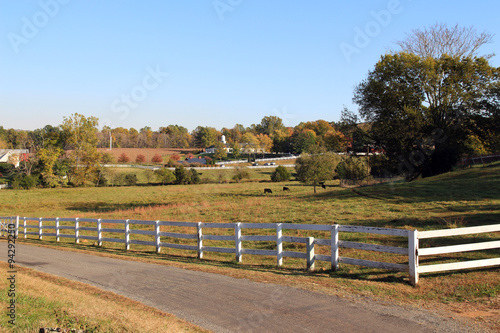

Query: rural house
[0,149,29,168]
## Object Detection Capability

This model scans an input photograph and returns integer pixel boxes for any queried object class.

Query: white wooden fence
[1,216,498,285]
[410,224,500,285]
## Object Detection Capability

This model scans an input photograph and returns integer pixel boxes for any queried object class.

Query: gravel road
[1,242,487,333]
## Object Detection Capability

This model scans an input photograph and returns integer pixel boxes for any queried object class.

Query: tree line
[1,23,498,188]
[0,115,361,155]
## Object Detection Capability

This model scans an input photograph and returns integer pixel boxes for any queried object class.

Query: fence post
[276,223,283,267]
[38,217,43,240]
[331,224,339,271]
[97,219,102,246]
[408,229,419,286]
[55,217,60,242]
[75,218,80,244]
[155,220,161,253]
[15,216,19,239]
[125,219,130,250]
[23,217,26,239]
[197,222,203,259]
[306,237,315,271]
[235,222,242,263]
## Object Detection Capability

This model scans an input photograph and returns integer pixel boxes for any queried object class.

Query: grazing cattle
[283,186,290,191]
[322,184,327,189]
[264,188,273,194]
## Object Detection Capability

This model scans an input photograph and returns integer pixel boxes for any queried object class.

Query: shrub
[336,156,370,182]
[152,154,163,164]
[154,168,175,185]
[124,173,138,186]
[0,163,14,175]
[189,168,200,184]
[271,165,291,182]
[100,152,115,164]
[170,153,181,161]
[164,159,179,167]
[136,154,146,163]
[12,174,39,190]
[118,153,130,163]
[174,165,189,184]
[232,167,250,183]
[144,170,155,184]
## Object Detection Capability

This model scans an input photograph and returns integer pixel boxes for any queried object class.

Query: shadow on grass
[66,202,168,213]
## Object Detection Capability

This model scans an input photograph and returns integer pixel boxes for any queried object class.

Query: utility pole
[109,132,112,150]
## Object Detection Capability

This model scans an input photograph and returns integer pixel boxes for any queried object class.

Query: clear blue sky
[1,0,499,132]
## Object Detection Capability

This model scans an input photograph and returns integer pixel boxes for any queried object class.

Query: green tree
[354,53,500,179]
[241,132,259,161]
[270,165,291,182]
[230,142,241,160]
[291,129,317,154]
[37,147,63,187]
[60,113,100,186]
[193,126,219,148]
[154,168,175,185]
[271,128,293,153]
[189,168,200,184]
[12,174,39,190]
[144,169,155,184]
[214,141,227,160]
[255,116,285,135]
[336,156,370,184]
[295,150,341,193]
[124,173,138,186]
[174,165,189,184]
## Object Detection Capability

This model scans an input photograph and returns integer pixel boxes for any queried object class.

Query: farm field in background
[96,147,199,162]
[107,165,288,183]
[1,162,499,329]
[2,163,498,228]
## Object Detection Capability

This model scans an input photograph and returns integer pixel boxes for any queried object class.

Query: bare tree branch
[394,23,494,59]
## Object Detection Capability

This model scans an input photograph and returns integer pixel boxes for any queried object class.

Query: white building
[0,149,29,168]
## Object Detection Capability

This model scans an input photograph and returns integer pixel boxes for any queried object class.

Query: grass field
[97,148,198,162]
[1,163,499,330]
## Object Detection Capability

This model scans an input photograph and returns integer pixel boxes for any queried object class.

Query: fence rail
[1,216,498,285]
[411,224,500,284]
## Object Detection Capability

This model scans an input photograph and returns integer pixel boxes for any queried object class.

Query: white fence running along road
[2,216,499,286]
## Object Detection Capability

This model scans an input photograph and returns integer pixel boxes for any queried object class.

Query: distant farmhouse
[205,135,266,154]
[0,149,29,167]
[205,135,233,154]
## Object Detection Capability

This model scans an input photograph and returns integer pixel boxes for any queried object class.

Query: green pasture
[1,162,499,314]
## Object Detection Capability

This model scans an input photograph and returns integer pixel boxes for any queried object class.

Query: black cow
[322,184,327,189]
[283,186,290,191]
[264,188,273,194]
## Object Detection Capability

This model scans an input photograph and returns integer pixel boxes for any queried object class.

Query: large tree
[255,116,285,136]
[354,52,500,179]
[394,23,494,59]
[295,149,341,193]
[193,126,219,148]
[60,113,100,185]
